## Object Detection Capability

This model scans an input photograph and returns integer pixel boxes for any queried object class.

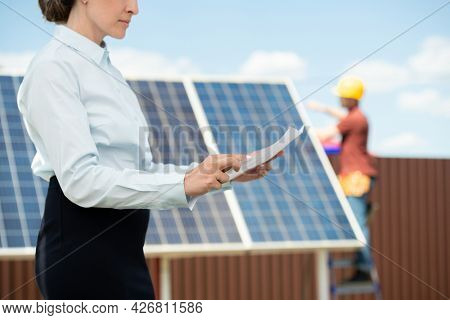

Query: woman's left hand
[233,150,284,182]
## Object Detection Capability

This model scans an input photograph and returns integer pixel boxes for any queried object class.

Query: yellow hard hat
[332,76,365,100]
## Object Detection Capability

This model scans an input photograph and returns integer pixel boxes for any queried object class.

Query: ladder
[328,254,382,299]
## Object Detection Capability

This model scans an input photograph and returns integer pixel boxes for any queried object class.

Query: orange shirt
[337,107,377,177]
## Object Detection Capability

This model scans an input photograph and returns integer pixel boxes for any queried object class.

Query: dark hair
[38,0,75,23]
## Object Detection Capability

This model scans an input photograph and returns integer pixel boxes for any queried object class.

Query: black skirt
[35,175,155,300]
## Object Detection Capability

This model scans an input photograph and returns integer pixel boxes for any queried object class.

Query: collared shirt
[17,24,230,211]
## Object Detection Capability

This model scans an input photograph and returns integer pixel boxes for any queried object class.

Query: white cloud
[408,36,450,81]
[0,48,199,79]
[398,89,450,118]
[0,52,35,75]
[239,51,307,80]
[350,60,410,93]
[345,36,450,93]
[375,132,429,155]
[109,47,199,79]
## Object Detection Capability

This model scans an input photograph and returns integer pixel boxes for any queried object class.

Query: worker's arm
[306,101,347,121]
[312,125,340,142]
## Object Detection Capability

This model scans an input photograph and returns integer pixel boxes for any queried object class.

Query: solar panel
[0,75,363,255]
[193,80,362,246]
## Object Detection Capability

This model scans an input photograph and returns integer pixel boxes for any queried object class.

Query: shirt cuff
[163,173,191,209]
[165,161,199,210]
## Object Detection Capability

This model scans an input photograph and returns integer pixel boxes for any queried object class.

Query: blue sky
[1,0,449,158]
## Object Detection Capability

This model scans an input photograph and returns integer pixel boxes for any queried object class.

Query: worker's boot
[342,269,371,283]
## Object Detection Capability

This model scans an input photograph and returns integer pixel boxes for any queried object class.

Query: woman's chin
[109,29,127,40]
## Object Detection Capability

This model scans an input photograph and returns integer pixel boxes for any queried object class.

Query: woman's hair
[38,0,75,23]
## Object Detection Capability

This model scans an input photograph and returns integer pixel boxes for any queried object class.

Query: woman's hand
[184,154,245,197]
[233,150,284,182]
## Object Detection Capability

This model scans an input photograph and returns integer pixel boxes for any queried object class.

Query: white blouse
[17,24,228,211]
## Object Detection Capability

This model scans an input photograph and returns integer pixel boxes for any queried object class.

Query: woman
[18,0,280,299]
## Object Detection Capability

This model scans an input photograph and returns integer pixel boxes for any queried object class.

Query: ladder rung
[328,254,382,299]
[329,259,354,268]
[335,282,376,295]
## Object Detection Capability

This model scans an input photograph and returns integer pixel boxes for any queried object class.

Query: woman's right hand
[184,154,244,197]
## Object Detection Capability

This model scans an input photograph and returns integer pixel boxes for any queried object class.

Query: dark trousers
[35,175,155,299]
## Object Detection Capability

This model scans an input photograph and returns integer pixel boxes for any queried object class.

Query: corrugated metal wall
[1,158,449,299]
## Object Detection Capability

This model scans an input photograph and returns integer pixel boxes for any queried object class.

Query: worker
[307,76,377,282]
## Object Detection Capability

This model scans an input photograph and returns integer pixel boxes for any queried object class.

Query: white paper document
[225,125,305,180]
[188,125,305,211]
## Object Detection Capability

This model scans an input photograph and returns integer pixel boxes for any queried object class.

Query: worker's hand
[306,100,326,113]
[233,150,284,182]
[184,154,245,197]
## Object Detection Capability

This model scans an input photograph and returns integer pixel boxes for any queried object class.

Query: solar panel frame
[0,75,365,258]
